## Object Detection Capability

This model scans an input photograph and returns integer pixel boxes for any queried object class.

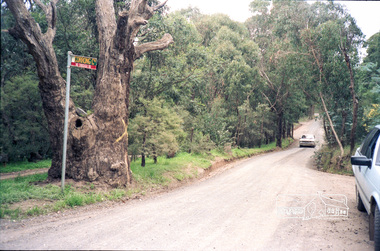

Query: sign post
[61,52,97,193]
[61,51,72,193]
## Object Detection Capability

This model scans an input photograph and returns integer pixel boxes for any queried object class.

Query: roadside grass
[211,138,293,160]
[314,145,354,175]
[0,159,52,173]
[0,138,293,219]
[232,138,293,157]
[0,173,60,204]
[130,152,214,186]
[131,138,293,186]
[0,173,128,219]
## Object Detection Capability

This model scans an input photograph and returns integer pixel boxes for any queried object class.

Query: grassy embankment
[0,138,293,219]
[0,159,52,173]
[314,145,356,176]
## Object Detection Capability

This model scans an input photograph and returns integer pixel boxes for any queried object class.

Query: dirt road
[0,120,374,250]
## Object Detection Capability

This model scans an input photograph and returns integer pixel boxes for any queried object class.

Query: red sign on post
[71,55,97,70]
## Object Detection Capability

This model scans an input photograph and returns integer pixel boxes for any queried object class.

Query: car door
[357,128,380,205]
[363,134,380,204]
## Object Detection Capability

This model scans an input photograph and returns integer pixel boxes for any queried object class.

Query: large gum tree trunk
[6,0,173,187]
[6,0,69,180]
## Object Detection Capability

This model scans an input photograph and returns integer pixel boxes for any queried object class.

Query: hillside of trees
[1,0,379,171]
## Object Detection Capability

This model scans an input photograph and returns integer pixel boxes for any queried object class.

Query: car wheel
[375,205,380,251]
[356,185,366,212]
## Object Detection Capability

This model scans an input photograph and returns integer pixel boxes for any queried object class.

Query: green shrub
[65,193,85,207]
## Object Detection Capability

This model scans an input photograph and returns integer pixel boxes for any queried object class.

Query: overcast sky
[167,0,380,40]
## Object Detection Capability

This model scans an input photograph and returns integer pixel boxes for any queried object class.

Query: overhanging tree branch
[153,0,168,11]
[135,33,174,59]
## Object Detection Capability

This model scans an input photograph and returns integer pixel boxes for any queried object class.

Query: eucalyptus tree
[302,1,364,157]
[130,12,206,106]
[195,13,248,47]
[129,11,211,155]
[364,32,380,67]
[246,0,310,147]
[258,39,308,147]
[334,5,363,153]
[301,19,345,160]
[357,63,380,133]
[357,32,380,133]
[4,0,173,187]
[192,14,262,147]
[237,101,274,148]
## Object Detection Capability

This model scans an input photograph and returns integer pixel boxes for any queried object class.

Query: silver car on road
[299,134,316,148]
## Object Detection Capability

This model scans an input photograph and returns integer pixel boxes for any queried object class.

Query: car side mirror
[351,156,372,167]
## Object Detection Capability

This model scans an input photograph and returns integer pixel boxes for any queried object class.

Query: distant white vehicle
[299,134,316,148]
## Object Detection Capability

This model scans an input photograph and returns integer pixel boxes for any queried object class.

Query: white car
[299,134,316,148]
[351,125,380,250]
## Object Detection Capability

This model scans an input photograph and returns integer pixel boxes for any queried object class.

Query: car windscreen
[376,135,380,166]
[301,135,314,139]
[360,128,380,159]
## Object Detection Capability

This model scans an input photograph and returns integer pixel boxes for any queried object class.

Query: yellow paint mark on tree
[115,119,128,143]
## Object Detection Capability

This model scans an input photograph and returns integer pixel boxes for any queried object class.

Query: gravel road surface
[0,119,374,250]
